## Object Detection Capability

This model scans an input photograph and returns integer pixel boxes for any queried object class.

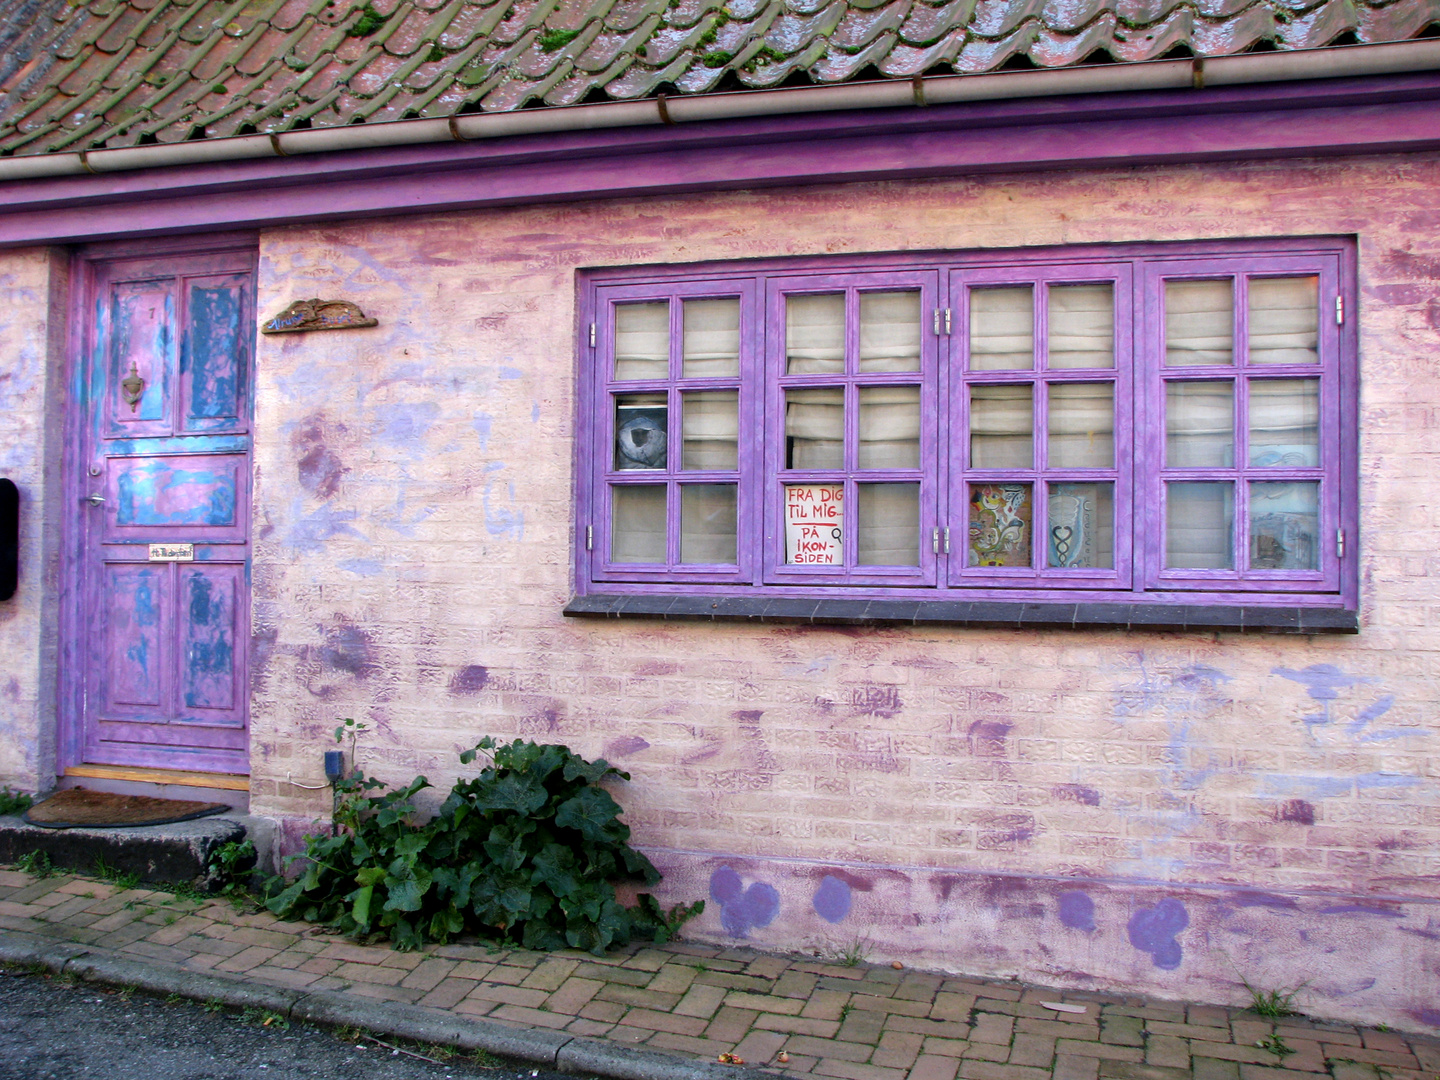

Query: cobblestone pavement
[2,868,1437,1080]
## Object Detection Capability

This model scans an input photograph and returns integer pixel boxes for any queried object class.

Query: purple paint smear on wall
[710,866,780,939]
[813,875,853,924]
[1058,891,1096,932]
[1128,898,1189,970]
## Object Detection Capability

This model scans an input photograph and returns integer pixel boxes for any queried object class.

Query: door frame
[57,231,260,777]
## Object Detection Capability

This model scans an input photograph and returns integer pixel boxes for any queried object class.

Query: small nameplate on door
[148,543,194,562]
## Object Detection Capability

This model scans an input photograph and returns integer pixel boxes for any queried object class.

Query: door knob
[83,493,105,506]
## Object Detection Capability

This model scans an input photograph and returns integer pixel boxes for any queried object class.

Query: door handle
[83,493,105,506]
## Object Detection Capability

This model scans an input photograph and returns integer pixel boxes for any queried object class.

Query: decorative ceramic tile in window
[577,240,1356,618]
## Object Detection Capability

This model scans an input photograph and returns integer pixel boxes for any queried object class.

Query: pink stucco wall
[0,247,63,797]
[245,154,1439,1031]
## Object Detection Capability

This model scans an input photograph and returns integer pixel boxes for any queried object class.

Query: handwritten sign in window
[785,484,843,564]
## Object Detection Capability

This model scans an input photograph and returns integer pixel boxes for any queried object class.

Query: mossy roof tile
[2,0,1438,157]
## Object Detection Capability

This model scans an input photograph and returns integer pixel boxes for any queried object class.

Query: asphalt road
[0,965,571,1080]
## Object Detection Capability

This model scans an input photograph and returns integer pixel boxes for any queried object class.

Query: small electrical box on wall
[0,479,17,601]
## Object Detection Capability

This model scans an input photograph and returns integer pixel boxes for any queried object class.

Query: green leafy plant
[208,838,257,899]
[16,850,54,878]
[265,737,702,953]
[834,934,873,968]
[0,786,33,815]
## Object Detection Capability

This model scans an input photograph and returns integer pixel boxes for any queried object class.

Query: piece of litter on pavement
[1040,1001,1088,1014]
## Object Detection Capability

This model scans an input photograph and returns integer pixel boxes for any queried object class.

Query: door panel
[69,246,256,776]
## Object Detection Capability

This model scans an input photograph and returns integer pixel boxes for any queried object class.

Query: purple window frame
[574,237,1358,612]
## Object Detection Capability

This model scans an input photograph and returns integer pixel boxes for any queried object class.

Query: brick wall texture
[3,152,1438,1028]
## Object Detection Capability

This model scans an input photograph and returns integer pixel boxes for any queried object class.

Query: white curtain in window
[786,387,844,469]
[859,292,921,373]
[682,391,739,470]
[1249,277,1318,365]
[970,384,1033,468]
[614,302,670,380]
[611,485,666,563]
[1048,284,1114,369]
[681,484,737,564]
[1249,378,1319,467]
[1166,482,1233,569]
[1166,381,1234,467]
[1047,383,1114,468]
[683,298,740,378]
[858,386,921,469]
[1165,280,1233,366]
[970,287,1033,370]
[857,483,919,565]
[787,294,845,374]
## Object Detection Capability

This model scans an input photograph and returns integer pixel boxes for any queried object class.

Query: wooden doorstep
[64,765,250,792]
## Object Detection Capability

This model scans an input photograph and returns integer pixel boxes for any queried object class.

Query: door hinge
[1335,296,1344,326]
[589,323,596,347]
[943,526,951,554]
[1336,527,1345,559]
[933,308,951,335]
[932,527,940,554]
[586,525,594,551]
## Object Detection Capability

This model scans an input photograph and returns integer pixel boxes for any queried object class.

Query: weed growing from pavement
[242,1006,289,1029]
[1256,1034,1296,1059]
[0,786,33,815]
[1243,980,1304,1019]
[91,856,140,891]
[203,997,224,1013]
[834,935,873,968]
[16,850,55,878]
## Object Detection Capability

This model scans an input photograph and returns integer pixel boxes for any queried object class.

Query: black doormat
[23,787,230,829]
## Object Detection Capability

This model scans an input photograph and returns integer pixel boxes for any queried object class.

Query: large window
[576,240,1355,616]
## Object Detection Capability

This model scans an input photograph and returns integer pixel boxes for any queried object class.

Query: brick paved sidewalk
[2,866,1437,1080]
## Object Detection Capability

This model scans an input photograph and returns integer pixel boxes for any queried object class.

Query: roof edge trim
[4,39,1440,182]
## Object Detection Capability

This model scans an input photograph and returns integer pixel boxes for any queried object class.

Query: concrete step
[0,813,257,890]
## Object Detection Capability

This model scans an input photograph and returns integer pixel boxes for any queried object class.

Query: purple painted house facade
[1,0,1438,1031]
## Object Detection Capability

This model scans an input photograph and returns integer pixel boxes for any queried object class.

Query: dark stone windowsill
[564,594,1358,633]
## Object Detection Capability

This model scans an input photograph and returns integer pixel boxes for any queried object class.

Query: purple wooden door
[69,247,255,775]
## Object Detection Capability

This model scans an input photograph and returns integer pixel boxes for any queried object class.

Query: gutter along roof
[2,0,1440,167]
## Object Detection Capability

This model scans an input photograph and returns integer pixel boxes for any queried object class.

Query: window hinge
[944,526,951,554]
[945,308,952,335]
[933,308,952,335]
[589,323,596,347]
[932,527,941,554]
[1335,296,1344,326]
[1336,527,1345,559]
[586,525,593,551]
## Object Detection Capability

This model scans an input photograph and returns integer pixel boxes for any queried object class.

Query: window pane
[1249,378,1319,467]
[858,385,921,469]
[1166,482,1233,569]
[785,482,843,564]
[681,484,737,564]
[1250,481,1319,570]
[1166,280,1233,366]
[969,286,1033,371]
[611,485,667,563]
[970,384,1033,469]
[615,394,668,470]
[1048,482,1113,568]
[683,298,740,378]
[1048,382,1113,469]
[1166,381,1234,467]
[682,390,738,470]
[969,483,1032,567]
[787,293,845,374]
[786,387,844,469]
[614,302,669,380]
[859,291,921,373]
[1048,284,1114,369]
[858,483,919,565]
[1249,276,1319,366]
